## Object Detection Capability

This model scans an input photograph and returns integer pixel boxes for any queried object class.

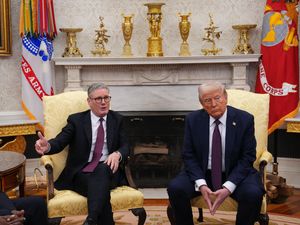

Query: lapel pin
[232,122,236,126]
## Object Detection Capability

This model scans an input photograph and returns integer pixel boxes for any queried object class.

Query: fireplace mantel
[53,54,260,92]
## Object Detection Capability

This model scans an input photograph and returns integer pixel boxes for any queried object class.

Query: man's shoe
[82,217,97,225]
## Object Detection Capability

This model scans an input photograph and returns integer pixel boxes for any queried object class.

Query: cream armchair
[40,91,146,225]
[167,89,273,225]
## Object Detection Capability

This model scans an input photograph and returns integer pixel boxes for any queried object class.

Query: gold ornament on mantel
[121,14,134,57]
[91,16,111,56]
[144,3,165,57]
[201,14,222,56]
[60,28,83,57]
[178,13,191,56]
[232,24,257,54]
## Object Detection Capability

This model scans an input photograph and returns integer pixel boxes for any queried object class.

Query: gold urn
[178,13,191,56]
[122,14,134,56]
[144,3,165,57]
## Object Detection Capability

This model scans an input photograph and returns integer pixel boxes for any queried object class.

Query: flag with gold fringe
[255,0,299,134]
[20,0,57,130]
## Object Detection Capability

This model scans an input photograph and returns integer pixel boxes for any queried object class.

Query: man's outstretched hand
[35,131,49,155]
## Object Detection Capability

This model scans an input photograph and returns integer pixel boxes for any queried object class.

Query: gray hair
[87,83,110,97]
[198,81,226,99]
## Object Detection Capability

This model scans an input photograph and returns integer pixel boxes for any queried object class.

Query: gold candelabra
[121,14,134,57]
[60,28,83,57]
[232,24,256,54]
[144,3,165,57]
[91,16,111,56]
[201,14,222,56]
[178,13,191,56]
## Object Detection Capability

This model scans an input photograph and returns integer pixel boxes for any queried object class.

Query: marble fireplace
[53,54,260,187]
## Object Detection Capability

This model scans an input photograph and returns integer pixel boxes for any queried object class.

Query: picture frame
[0,0,12,56]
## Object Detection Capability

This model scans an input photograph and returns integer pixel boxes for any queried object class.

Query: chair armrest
[40,156,55,200]
[125,156,138,189]
[257,150,272,189]
[258,150,273,165]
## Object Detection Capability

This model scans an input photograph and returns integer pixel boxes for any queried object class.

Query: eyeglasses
[89,96,111,103]
[202,95,223,105]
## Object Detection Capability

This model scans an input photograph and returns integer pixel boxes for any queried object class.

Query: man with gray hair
[35,83,129,225]
[168,81,265,225]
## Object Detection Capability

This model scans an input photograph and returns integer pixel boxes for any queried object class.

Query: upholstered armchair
[167,89,273,225]
[40,91,146,225]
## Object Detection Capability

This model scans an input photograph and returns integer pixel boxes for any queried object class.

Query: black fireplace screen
[123,112,187,188]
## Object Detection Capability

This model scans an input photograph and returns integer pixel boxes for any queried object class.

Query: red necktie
[82,118,104,172]
[211,119,222,191]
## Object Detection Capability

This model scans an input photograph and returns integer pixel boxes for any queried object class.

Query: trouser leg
[13,196,48,225]
[74,163,114,223]
[167,171,200,225]
[231,171,265,225]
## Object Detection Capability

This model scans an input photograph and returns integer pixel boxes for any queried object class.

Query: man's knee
[28,196,47,209]
[167,179,187,198]
[237,185,264,203]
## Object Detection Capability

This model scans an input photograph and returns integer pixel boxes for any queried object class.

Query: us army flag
[20,0,57,130]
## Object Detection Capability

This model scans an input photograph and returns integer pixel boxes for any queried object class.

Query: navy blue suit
[168,106,265,225]
[0,191,48,225]
[46,109,129,225]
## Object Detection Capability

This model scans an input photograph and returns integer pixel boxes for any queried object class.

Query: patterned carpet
[59,206,300,225]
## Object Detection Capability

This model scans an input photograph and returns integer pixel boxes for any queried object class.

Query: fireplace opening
[122,112,188,188]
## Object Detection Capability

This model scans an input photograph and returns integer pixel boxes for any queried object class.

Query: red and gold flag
[255,0,299,134]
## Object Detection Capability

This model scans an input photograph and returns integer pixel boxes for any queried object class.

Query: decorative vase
[144,3,165,57]
[178,13,191,56]
[122,14,134,57]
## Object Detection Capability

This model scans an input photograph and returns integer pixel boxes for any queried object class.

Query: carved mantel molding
[54,54,260,92]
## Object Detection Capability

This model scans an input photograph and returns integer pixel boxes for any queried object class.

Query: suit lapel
[106,111,113,152]
[84,111,92,147]
[225,106,237,173]
[198,111,210,171]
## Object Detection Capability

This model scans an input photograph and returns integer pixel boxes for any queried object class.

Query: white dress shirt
[88,111,109,162]
[195,109,236,193]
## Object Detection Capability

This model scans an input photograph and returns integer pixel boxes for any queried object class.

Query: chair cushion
[48,186,144,218]
[227,89,270,170]
[191,195,267,213]
[43,91,89,181]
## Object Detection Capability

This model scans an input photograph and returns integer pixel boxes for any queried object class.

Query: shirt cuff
[115,151,122,162]
[195,179,207,191]
[44,143,51,154]
[223,181,236,193]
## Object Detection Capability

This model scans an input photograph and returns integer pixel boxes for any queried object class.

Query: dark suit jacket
[47,110,129,190]
[182,105,257,187]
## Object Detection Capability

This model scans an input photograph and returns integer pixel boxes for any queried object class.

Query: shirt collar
[90,111,107,123]
[209,108,227,127]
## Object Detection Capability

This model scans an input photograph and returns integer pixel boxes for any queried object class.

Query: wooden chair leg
[197,208,204,222]
[258,213,269,225]
[130,207,147,225]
